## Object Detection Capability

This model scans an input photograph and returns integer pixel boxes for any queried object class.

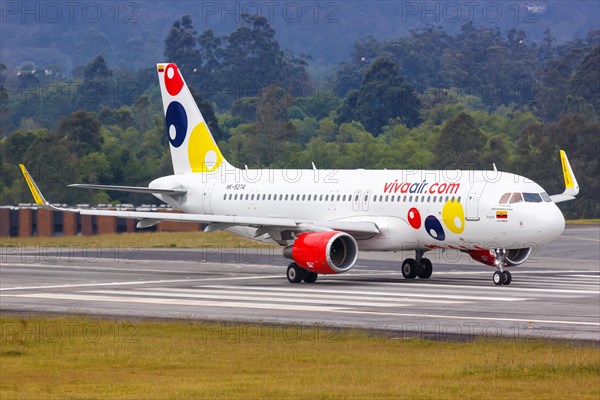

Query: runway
[1,225,599,341]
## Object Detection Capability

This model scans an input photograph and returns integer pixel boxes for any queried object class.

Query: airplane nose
[541,204,565,242]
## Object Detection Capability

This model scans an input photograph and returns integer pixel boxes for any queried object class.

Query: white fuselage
[150,165,565,252]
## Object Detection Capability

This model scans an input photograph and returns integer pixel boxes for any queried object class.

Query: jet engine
[283,231,358,274]
[467,248,532,267]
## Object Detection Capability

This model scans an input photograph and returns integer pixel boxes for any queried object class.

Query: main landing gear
[287,263,318,284]
[401,250,433,280]
[492,249,512,286]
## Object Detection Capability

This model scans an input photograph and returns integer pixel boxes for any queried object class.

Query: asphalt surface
[1,225,599,341]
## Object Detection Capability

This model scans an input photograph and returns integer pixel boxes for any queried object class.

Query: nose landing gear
[492,249,512,286]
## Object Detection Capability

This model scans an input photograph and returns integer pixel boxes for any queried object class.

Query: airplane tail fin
[157,63,232,175]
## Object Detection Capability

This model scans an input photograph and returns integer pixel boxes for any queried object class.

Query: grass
[566,219,600,225]
[0,231,276,249]
[1,315,599,400]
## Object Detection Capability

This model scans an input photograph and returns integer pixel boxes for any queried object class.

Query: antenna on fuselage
[492,163,498,172]
[312,162,317,171]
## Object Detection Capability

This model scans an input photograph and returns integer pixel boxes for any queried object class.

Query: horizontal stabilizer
[69,184,187,196]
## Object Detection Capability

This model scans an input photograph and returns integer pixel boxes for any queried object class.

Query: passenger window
[245,194,249,200]
[385,195,389,202]
[251,194,255,200]
[320,195,323,201]
[228,194,233,200]
[262,194,266,201]
[523,193,543,203]
[325,195,329,201]
[509,192,523,204]
[499,193,511,204]
[342,195,346,201]
[285,194,289,201]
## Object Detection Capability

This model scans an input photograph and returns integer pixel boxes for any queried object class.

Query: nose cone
[539,203,565,243]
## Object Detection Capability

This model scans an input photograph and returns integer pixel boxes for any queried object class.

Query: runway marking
[342,281,600,295]
[1,293,345,313]
[561,235,600,242]
[3,293,598,328]
[200,285,530,302]
[0,275,282,292]
[85,290,415,308]
[134,287,469,305]
[0,263,210,274]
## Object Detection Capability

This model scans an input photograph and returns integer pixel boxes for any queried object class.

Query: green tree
[434,112,487,169]
[338,57,421,134]
[57,110,103,157]
[570,45,600,112]
[164,15,202,77]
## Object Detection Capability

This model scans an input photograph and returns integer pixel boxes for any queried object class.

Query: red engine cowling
[283,231,358,274]
[467,248,532,267]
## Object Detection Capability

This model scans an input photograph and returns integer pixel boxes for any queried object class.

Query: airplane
[20,63,580,286]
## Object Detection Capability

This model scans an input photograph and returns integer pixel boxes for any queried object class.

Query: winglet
[559,150,579,196]
[19,164,49,206]
[19,164,68,211]
[550,150,579,203]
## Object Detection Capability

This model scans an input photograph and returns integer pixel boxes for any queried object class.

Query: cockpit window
[499,193,511,204]
[523,193,543,202]
[509,192,523,204]
[540,192,552,202]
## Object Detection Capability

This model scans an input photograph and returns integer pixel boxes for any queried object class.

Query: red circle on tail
[165,64,184,96]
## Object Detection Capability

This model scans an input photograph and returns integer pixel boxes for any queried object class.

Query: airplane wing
[69,184,187,196]
[19,165,379,237]
[550,150,579,203]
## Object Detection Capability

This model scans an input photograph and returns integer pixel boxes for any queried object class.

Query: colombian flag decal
[157,65,165,73]
[496,211,508,220]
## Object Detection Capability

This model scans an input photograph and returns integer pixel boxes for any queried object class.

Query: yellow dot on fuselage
[442,199,465,234]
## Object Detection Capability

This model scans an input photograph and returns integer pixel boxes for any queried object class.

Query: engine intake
[467,247,532,267]
[283,231,358,274]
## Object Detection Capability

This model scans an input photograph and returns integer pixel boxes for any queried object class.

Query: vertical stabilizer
[157,63,231,174]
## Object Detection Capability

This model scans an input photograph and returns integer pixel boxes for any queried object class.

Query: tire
[493,271,504,286]
[303,271,318,283]
[401,258,418,279]
[503,270,512,285]
[417,258,433,279]
[287,263,304,283]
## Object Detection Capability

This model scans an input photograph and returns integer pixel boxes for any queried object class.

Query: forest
[0,13,598,218]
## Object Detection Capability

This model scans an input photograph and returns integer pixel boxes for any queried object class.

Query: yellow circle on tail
[442,199,465,234]
[188,122,223,172]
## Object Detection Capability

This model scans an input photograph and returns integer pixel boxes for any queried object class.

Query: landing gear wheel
[402,258,418,279]
[287,263,304,283]
[303,271,318,283]
[417,258,433,279]
[493,271,504,286]
[503,270,512,285]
